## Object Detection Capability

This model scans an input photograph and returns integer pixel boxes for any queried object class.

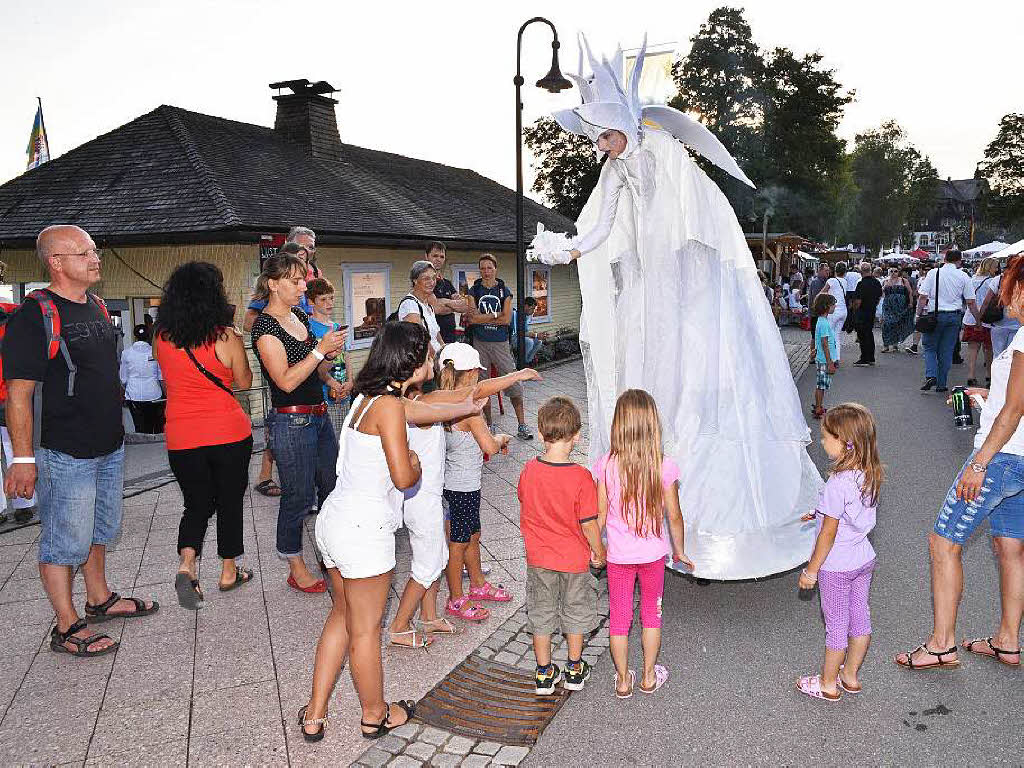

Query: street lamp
[514,17,572,368]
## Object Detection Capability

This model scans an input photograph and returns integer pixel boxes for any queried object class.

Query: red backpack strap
[26,289,78,396]
[88,292,111,322]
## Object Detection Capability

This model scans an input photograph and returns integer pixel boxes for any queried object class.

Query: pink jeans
[607,559,665,636]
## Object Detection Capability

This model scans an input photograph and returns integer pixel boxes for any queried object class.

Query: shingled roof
[0,105,574,246]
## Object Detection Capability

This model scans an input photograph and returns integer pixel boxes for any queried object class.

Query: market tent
[991,239,1024,260]
[964,240,1010,256]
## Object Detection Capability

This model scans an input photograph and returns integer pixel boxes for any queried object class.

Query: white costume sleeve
[573,169,625,255]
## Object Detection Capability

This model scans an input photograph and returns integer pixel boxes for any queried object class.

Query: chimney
[270,79,343,161]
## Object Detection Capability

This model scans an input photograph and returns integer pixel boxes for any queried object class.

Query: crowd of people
[1,222,1020,742]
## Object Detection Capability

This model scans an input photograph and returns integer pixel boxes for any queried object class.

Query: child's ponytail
[438,359,458,391]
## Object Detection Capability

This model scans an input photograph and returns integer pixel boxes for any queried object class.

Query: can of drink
[952,386,973,430]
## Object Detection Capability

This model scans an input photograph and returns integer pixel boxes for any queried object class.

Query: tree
[753,47,853,240]
[978,113,1024,236]
[669,6,763,216]
[523,117,602,221]
[847,121,938,250]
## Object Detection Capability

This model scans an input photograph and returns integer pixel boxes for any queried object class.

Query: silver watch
[969,462,988,473]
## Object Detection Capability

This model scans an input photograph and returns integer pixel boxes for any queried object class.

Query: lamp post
[514,17,572,368]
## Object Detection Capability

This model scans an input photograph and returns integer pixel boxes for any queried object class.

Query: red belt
[274,404,327,415]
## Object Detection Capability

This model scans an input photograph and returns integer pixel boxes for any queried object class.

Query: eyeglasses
[51,248,103,261]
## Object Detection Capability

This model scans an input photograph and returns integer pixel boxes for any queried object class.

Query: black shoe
[907,345,919,355]
[920,378,937,391]
[535,663,562,695]
[853,361,870,367]
[967,378,978,386]
[563,659,592,691]
[935,386,949,393]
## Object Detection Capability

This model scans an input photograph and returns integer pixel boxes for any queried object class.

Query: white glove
[530,249,573,265]
[526,223,576,265]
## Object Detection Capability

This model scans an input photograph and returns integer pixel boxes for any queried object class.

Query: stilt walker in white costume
[528,37,821,580]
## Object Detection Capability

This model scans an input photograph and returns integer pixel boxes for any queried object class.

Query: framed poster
[450,264,481,299]
[527,264,551,323]
[344,263,391,349]
[259,233,286,270]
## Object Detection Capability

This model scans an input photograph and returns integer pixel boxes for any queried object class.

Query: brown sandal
[894,643,960,670]
[961,637,1021,667]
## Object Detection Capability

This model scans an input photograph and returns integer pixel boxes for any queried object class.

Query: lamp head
[536,41,573,93]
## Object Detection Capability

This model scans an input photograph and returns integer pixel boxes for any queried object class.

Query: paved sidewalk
[0,329,811,767]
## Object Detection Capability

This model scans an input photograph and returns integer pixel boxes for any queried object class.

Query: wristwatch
[969,461,988,473]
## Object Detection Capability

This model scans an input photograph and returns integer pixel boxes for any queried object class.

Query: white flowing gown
[574,129,820,580]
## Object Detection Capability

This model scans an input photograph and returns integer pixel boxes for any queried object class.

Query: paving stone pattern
[0,334,806,767]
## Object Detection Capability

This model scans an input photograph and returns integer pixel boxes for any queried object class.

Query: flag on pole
[26,98,50,171]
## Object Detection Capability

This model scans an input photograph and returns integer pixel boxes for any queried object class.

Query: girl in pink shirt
[595,389,693,698]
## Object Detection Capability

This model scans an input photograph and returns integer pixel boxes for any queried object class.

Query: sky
[2,0,1021,201]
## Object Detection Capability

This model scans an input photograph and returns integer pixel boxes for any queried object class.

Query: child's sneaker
[535,663,562,695]
[563,659,592,691]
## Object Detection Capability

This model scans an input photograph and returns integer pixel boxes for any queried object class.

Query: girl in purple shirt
[797,403,884,702]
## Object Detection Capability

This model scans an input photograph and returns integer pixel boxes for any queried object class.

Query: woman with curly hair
[154,261,255,610]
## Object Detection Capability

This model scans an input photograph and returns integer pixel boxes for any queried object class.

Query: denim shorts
[815,363,833,391]
[37,445,125,565]
[934,452,1024,543]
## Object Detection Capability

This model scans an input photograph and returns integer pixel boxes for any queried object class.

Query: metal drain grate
[413,654,571,745]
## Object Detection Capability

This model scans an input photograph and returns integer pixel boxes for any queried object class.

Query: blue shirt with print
[469,280,512,342]
[815,316,837,364]
[249,294,312,315]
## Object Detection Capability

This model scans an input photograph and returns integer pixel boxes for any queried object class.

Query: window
[526,264,552,323]
[918,234,930,247]
[343,263,391,350]
[450,264,481,300]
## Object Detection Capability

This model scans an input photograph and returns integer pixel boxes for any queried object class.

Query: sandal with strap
[297,704,328,743]
[795,674,841,702]
[420,618,460,635]
[445,596,490,622]
[468,582,512,602]
[85,591,159,624]
[360,700,416,740]
[961,637,1021,667]
[254,479,282,497]
[389,629,432,649]
[837,664,862,694]
[894,643,961,670]
[614,669,636,699]
[175,572,204,611]
[219,567,253,592]
[50,618,119,658]
[638,664,669,694]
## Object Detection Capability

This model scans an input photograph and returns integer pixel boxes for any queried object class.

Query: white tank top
[444,427,484,492]
[407,420,445,493]
[332,394,401,511]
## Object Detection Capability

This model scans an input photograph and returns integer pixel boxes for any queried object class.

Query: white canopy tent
[964,240,1011,257]
[991,239,1024,261]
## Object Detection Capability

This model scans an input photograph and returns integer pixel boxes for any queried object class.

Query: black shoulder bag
[915,267,940,334]
[184,347,235,396]
[979,277,1005,325]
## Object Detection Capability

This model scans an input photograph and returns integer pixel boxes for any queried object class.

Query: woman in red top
[154,262,254,610]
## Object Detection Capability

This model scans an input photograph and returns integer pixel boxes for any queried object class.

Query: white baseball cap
[439,342,486,371]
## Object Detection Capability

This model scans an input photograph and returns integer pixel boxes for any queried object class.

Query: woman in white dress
[530,39,820,579]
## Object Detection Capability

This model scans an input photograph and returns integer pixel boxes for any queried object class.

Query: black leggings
[168,435,253,559]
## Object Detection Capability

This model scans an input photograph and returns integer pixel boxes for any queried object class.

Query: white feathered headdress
[552,34,755,188]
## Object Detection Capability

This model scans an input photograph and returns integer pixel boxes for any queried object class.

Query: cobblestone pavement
[0,328,810,767]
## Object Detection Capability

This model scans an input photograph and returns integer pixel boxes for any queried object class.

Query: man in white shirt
[823,263,849,361]
[119,324,165,433]
[845,263,863,298]
[917,250,979,392]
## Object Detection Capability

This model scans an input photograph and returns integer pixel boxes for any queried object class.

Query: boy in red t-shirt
[518,396,606,694]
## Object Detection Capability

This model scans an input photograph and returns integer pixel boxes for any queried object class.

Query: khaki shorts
[526,566,598,636]
[474,339,523,399]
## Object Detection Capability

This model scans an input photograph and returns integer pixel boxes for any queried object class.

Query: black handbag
[915,267,940,334]
[979,277,1005,324]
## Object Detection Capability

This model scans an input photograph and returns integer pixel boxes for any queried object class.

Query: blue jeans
[37,445,125,565]
[511,335,542,364]
[922,310,962,387]
[267,411,338,557]
[935,452,1024,542]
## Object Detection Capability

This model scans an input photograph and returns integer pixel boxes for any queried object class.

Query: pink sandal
[445,597,490,622]
[468,582,512,602]
[795,674,841,702]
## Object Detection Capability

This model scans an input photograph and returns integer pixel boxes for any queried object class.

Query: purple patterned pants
[818,559,875,650]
